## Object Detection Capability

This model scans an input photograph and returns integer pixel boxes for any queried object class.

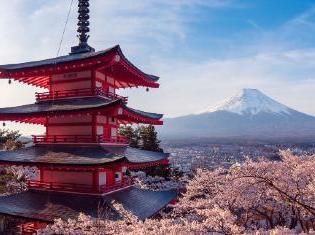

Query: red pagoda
[0,0,175,233]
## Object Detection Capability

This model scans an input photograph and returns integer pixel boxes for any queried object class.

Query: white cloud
[121,48,315,118]
[0,0,234,135]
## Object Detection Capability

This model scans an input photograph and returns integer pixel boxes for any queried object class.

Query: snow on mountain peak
[209,88,291,115]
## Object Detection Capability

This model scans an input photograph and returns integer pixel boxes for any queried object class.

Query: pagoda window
[109,117,116,124]
[114,172,122,182]
[111,127,117,137]
[99,172,107,186]
[97,126,104,135]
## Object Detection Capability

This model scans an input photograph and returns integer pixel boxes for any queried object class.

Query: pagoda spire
[77,0,90,45]
[71,0,95,54]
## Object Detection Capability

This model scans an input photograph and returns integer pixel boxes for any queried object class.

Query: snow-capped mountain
[160,89,315,140]
[209,89,291,115]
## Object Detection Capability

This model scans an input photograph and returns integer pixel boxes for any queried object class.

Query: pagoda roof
[0,187,176,222]
[0,97,163,125]
[0,97,118,115]
[0,47,117,71]
[0,45,160,88]
[0,146,169,166]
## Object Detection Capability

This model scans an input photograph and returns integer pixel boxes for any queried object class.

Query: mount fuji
[160,89,315,141]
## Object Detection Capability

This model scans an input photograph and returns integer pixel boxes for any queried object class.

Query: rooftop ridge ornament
[71,0,95,54]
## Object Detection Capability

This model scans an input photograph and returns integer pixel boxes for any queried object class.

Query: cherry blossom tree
[39,150,315,234]
[0,166,38,195]
[174,150,315,233]
[131,170,186,191]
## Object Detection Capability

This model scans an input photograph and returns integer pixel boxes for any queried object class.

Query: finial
[78,0,90,45]
[71,0,95,54]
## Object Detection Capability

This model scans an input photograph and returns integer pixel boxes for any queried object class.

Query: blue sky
[2,0,315,134]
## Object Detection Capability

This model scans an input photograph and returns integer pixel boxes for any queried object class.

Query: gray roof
[0,45,159,82]
[0,145,169,166]
[105,187,176,220]
[0,187,177,222]
[0,96,163,120]
[123,148,169,164]
[0,47,116,71]
[124,106,163,120]
[0,97,118,115]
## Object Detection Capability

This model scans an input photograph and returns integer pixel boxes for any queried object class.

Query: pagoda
[0,0,176,233]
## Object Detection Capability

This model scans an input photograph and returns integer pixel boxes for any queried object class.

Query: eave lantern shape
[0,0,176,232]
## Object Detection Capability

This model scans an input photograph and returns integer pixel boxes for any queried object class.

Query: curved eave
[127,159,169,169]
[113,46,160,88]
[0,99,120,116]
[0,187,177,222]
[0,45,160,89]
[0,97,163,126]
[125,147,169,168]
[0,47,118,89]
[118,105,163,125]
[0,145,127,167]
[127,155,169,168]
[0,155,168,168]
[0,157,126,168]
[0,146,169,168]
[0,97,122,125]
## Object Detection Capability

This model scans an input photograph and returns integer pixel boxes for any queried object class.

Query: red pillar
[92,69,96,95]
[92,114,97,142]
[39,167,43,181]
[93,170,99,192]
[106,170,115,186]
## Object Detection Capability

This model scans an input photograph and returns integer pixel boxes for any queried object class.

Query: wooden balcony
[28,178,133,194]
[35,88,128,103]
[32,135,128,145]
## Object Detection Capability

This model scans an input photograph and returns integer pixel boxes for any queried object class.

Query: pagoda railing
[100,178,134,193]
[32,135,128,145]
[28,178,133,194]
[35,88,128,103]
